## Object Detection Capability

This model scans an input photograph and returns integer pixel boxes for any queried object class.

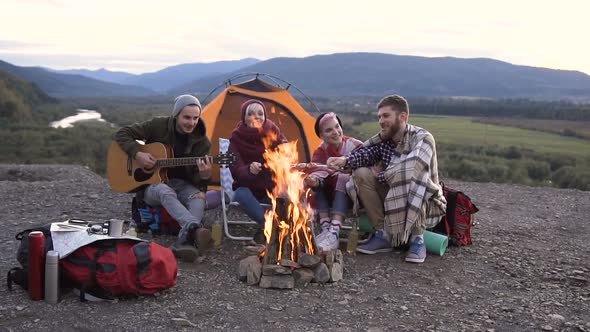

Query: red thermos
[28,231,45,300]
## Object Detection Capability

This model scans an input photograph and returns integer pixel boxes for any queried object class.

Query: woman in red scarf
[228,99,287,243]
[306,112,362,251]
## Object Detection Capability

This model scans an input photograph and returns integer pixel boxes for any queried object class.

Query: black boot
[251,227,266,245]
[170,224,199,262]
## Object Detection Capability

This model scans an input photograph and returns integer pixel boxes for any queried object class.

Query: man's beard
[380,116,401,140]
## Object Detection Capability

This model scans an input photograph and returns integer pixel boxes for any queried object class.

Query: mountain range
[51,58,259,92]
[3,53,590,100]
[178,53,590,100]
[50,68,136,84]
[0,60,153,98]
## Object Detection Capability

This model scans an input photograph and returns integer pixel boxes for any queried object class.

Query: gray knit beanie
[172,94,201,117]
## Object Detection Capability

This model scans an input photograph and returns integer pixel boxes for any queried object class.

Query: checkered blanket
[379,124,447,246]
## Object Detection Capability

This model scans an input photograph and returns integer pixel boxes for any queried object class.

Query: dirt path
[0,164,588,332]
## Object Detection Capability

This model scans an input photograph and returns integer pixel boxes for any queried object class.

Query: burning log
[262,196,318,265]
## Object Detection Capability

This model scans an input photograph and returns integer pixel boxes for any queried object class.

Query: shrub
[504,146,522,159]
[525,161,551,181]
[446,159,487,181]
[547,155,577,171]
[552,166,590,190]
[486,164,509,182]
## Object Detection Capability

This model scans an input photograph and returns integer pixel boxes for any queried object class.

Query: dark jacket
[228,120,286,200]
[113,116,211,190]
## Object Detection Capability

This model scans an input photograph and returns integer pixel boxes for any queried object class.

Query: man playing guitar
[113,94,212,262]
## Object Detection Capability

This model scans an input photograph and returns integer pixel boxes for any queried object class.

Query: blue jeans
[314,189,349,217]
[233,187,271,226]
[143,179,205,239]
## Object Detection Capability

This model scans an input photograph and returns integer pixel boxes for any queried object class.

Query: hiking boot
[170,241,199,263]
[250,227,266,245]
[405,236,426,263]
[187,223,212,251]
[317,231,339,252]
[356,230,393,255]
[170,223,210,262]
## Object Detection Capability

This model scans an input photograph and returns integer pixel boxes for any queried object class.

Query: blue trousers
[232,187,271,226]
[314,189,349,217]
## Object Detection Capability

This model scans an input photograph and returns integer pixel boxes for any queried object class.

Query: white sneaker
[317,232,339,252]
[315,228,331,243]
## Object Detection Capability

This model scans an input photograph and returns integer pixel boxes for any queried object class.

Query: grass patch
[349,115,590,190]
[473,117,590,140]
[354,115,590,159]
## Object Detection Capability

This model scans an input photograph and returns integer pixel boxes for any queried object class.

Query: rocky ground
[0,164,588,332]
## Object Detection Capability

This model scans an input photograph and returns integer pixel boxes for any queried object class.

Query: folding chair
[219,138,269,241]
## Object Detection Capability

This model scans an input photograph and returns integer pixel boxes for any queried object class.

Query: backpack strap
[444,186,458,232]
[69,241,118,302]
[7,267,27,291]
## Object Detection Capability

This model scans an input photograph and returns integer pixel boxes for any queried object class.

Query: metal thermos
[44,250,59,304]
[28,231,45,300]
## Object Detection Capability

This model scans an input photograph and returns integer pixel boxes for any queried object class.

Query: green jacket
[113,116,211,191]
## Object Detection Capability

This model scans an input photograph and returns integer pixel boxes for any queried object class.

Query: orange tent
[201,76,322,188]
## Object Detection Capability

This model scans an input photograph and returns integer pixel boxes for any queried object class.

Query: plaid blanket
[349,124,446,246]
[381,124,446,246]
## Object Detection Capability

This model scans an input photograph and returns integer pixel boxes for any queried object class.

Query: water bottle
[346,220,358,255]
[126,220,137,237]
[28,231,45,300]
[44,251,59,304]
[211,222,222,247]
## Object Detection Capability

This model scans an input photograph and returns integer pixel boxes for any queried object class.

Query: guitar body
[107,142,173,193]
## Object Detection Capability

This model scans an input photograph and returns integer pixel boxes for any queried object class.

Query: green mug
[358,214,374,233]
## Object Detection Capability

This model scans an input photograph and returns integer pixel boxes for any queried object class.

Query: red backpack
[433,183,479,246]
[60,239,177,300]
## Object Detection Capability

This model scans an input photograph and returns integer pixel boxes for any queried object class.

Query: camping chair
[219,138,272,241]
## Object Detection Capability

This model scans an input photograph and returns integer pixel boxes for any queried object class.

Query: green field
[473,117,590,141]
[354,115,590,160]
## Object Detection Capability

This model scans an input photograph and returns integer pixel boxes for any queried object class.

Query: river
[50,109,109,128]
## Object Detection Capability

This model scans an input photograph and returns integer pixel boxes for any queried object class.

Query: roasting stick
[290,163,350,175]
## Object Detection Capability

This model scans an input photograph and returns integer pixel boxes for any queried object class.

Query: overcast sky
[1,0,589,75]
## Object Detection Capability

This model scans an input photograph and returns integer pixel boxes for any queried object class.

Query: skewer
[290,163,348,173]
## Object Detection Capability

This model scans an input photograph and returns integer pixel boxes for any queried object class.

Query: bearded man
[327,95,446,263]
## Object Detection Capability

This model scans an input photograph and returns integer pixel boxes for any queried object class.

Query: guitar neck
[155,156,220,168]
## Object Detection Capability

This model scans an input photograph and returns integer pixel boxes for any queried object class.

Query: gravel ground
[0,164,589,332]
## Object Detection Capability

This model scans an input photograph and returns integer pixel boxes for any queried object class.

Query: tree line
[312,96,590,121]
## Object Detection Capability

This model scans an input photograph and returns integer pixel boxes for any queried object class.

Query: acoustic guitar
[107,141,236,193]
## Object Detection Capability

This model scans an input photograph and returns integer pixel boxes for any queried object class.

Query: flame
[261,132,315,264]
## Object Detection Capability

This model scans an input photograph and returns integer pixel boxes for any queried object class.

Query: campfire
[261,136,315,264]
[238,135,344,289]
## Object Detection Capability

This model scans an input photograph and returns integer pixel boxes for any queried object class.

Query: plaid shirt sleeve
[377,171,386,184]
[345,144,383,169]
[346,141,398,185]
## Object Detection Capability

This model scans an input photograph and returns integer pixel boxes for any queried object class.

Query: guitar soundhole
[134,168,153,182]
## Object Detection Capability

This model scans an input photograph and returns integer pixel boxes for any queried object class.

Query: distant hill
[121,58,260,92]
[0,60,155,98]
[175,53,590,100]
[0,69,56,120]
[51,68,136,84]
